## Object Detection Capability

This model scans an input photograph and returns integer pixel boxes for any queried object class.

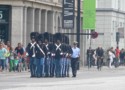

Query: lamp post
[77,0,81,47]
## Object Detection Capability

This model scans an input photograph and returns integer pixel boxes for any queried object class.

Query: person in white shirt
[71,41,80,77]
[108,49,115,68]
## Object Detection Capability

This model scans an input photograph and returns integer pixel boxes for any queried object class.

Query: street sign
[62,0,75,29]
[116,32,120,43]
[0,6,10,24]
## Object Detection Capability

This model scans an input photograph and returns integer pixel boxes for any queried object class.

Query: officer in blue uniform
[71,41,80,77]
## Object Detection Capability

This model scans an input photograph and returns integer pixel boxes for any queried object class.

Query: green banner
[83,0,96,30]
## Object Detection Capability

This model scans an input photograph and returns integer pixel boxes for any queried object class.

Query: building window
[120,22,122,27]
[112,21,115,30]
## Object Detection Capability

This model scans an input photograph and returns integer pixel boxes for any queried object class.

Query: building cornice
[96,8,125,15]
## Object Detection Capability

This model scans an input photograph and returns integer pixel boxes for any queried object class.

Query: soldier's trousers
[45,57,51,77]
[50,57,55,77]
[65,58,71,77]
[29,57,36,77]
[55,58,61,77]
[36,58,45,77]
[60,58,66,77]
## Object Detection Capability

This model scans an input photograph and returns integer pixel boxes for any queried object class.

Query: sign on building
[62,0,75,29]
[0,5,11,42]
[0,6,10,24]
[83,0,96,30]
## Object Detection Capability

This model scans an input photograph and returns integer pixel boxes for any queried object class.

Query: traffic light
[116,32,120,43]
[91,31,98,39]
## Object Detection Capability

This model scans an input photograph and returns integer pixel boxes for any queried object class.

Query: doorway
[0,24,9,42]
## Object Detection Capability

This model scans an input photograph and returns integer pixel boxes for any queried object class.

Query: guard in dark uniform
[65,36,73,77]
[49,33,55,77]
[61,34,68,77]
[53,33,64,77]
[35,34,46,78]
[26,32,39,77]
[43,32,52,77]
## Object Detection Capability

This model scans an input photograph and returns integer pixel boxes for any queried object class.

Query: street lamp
[77,0,81,47]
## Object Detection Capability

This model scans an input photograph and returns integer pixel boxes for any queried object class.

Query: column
[35,9,41,33]
[47,11,55,33]
[41,10,47,33]
[23,7,27,47]
[58,12,62,33]
[54,12,57,33]
[11,6,24,47]
[26,8,35,43]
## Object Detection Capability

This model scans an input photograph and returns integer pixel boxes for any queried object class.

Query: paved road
[0,66,125,90]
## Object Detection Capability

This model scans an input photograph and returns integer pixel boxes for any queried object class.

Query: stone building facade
[0,0,86,65]
[86,0,125,50]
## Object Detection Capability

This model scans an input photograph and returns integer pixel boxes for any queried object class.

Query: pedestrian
[6,41,13,71]
[96,46,104,70]
[71,41,80,77]
[119,49,125,65]
[86,47,93,67]
[108,48,115,68]
[92,50,97,66]
[15,43,24,72]
[0,42,7,72]
[114,46,120,67]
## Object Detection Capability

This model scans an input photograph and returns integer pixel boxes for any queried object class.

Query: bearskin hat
[36,33,44,43]
[54,33,62,42]
[65,35,69,44]
[43,32,50,42]
[30,32,39,40]
[49,33,54,43]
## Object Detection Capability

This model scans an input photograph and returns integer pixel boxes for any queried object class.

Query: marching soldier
[26,32,39,77]
[43,32,52,77]
[65,36,73,77]
[35,34,46,78]
[49,33,55,77]
[61,34,68,77]
[53,33,64,77]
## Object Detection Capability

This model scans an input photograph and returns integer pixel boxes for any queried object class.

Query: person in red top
[115,47,120,59]
[115,46,120,67]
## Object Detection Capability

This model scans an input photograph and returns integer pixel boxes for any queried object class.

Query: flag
[83,0,96,30]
